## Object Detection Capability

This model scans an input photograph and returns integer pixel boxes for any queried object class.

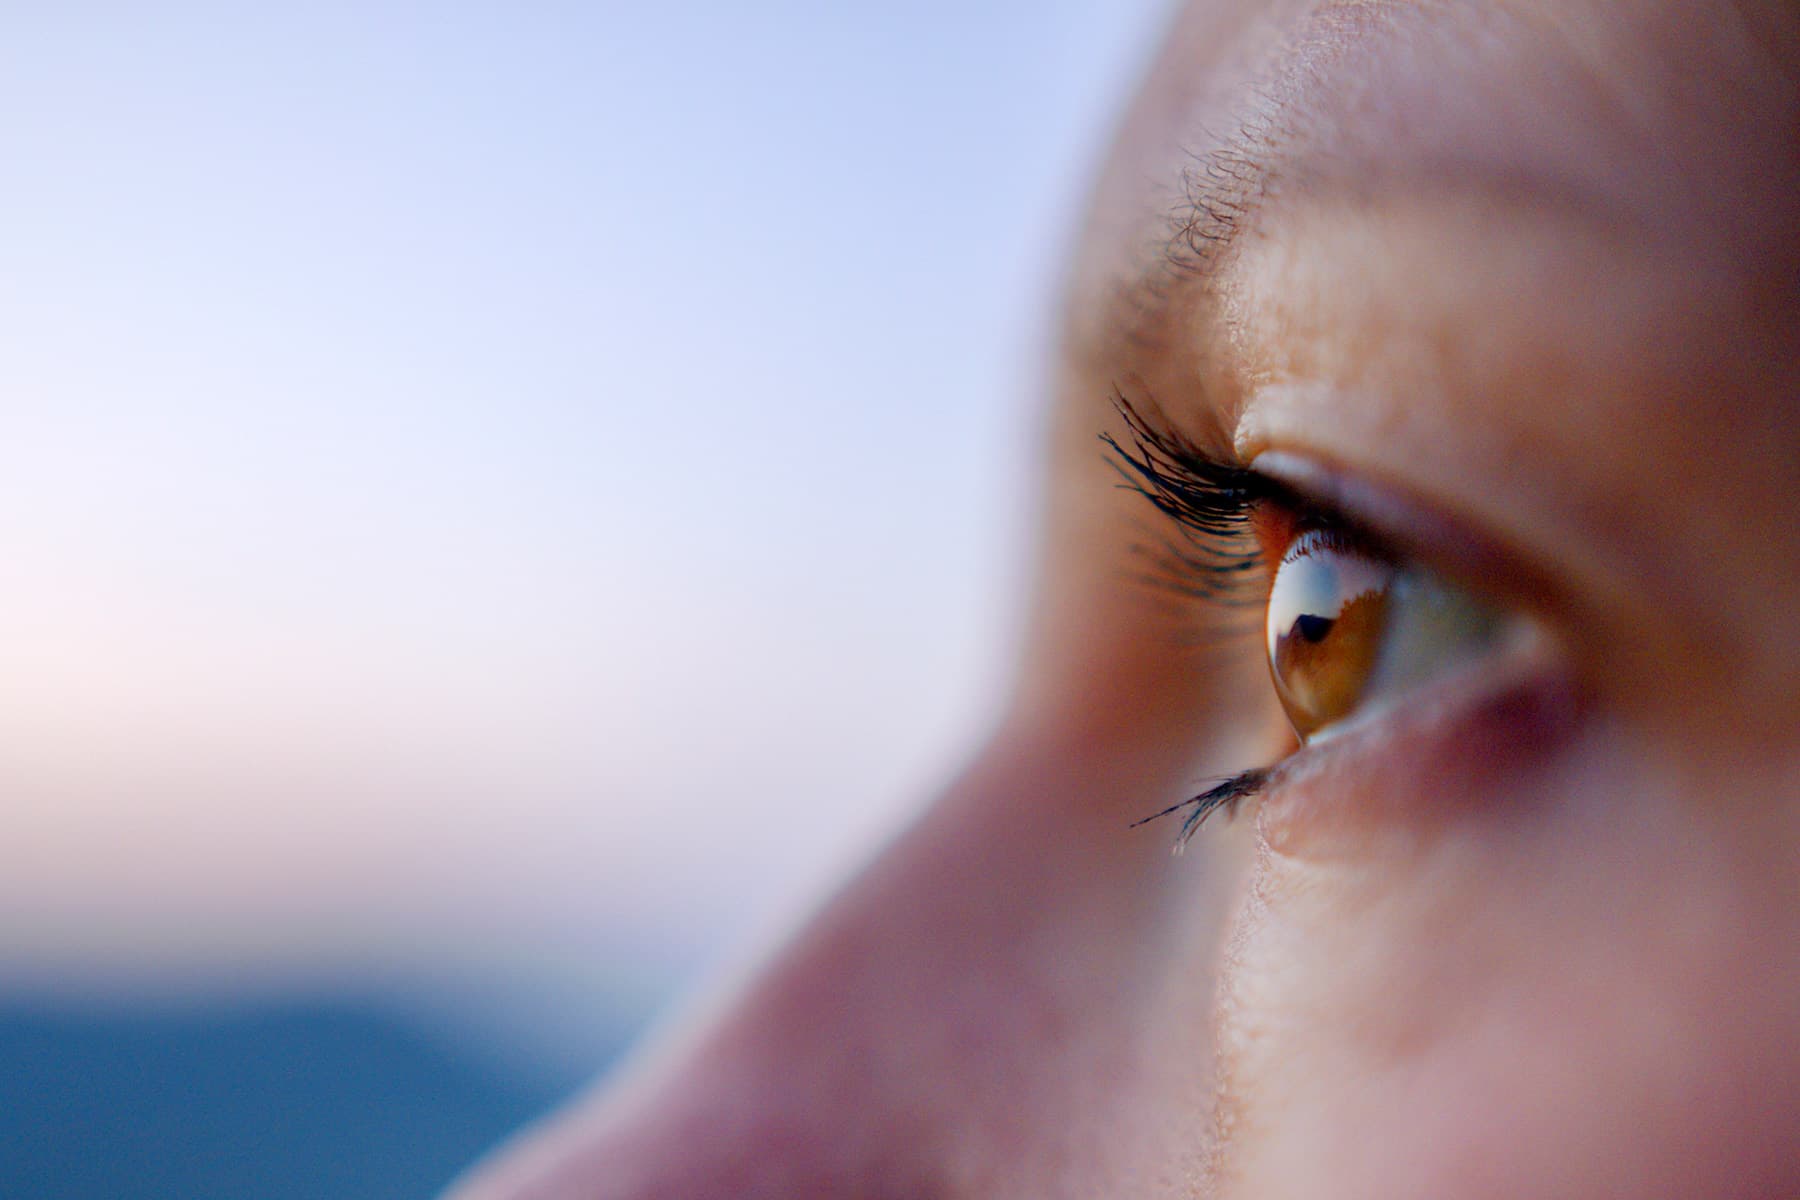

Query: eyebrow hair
[1078,126,1288,379]
[1147,0,1391,284]
[1163,136,1272,279]
[1157,119,1651,289]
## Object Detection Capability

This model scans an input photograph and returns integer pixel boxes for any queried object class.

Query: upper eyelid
[1247,448,1571,624]
[1104,395,1557,630]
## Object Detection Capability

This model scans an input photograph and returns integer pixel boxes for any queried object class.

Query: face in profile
[450,2,1800,1197]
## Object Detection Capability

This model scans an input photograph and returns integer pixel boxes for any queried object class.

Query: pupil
[1294,613,1335,643]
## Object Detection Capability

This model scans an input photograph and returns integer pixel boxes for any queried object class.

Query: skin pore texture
[449,2,1800,1197]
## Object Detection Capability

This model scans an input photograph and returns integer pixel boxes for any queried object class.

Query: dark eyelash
[1099,392,1279,607]
[1100,392,1288,843]
[1129,767,1270,852]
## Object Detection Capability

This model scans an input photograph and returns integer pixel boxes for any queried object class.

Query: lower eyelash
[1101,392,1288,846]
[1130,767,1271,852]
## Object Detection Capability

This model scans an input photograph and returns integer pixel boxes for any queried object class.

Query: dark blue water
[0,998,628,1200]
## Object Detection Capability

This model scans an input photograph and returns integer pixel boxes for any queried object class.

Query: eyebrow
[1136,2,1689,293]
[1159,130,1650,290]
[1161,136,1270,280]
[1147,2,1391,284]
[1082,131,1285,387]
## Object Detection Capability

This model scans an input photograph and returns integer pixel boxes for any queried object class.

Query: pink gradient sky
[0,2,1169,1039]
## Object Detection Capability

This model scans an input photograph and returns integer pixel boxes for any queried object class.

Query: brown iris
[1266,527,1396,739]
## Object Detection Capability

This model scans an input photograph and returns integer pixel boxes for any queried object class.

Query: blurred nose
[443,729,1238,1199]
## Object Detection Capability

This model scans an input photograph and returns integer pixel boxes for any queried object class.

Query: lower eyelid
[1254,632,1583,859]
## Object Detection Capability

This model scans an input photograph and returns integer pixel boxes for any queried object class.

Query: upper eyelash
[1099,392,1279,606]
[1100,391,1267,535]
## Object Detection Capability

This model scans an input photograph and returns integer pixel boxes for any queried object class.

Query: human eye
[1105,396,1554,847]
[1263,519,1513,741]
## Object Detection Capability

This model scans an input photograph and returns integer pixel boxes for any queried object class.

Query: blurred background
[0,3,1167,1196]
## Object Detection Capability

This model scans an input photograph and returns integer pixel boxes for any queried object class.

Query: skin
[448,2,1800,1197]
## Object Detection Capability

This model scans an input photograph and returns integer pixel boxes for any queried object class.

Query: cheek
[453,731,1268,1200]
[1211,732,1800,1200]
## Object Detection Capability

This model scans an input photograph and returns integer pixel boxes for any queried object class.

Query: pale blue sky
[0,2,1171,1037]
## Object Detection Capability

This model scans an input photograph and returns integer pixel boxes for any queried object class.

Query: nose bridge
[448,738,1236,1199]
